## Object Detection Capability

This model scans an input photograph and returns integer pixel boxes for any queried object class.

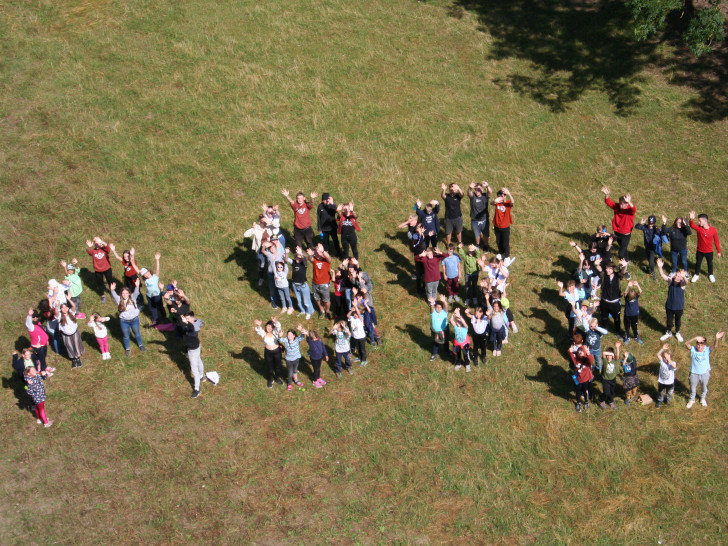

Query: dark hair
[698,213,708,221]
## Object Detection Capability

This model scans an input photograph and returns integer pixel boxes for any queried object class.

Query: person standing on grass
[137,252,166,327]
[441,244,462,303]
[337,202,361,260]
[299,326,328,388]
[581,318,608,373]
[684,331,724,408]
[282,189,317,249]
[288,246,315,320]
[428,295,449,362]
[601,187,636,276]
[441,183,464,246]
[25,366,53,427]
[109,245,142,304]
[416,247,446,303]
[308,245,333,319]
[689,211,721,283]
[458,243,482,306]
[86,237,113,303]
[557,279,585,341]
[634,215,662,280]
[348,305,368,367]
[655,344,677,409]
[489,300,509,357]
[590,226,614,263]
[492,187,515,262]
[254,318,284,388]
[88,313,112,360]
[449,308,472,372]
[464,307,488,366]
[616,341,639,405]
[415,198,440,249]
[331,321,353,377]
[598,347,619,410]
[110,280,146,356]
[273,259,293,315]
[569,345,594,413]
[180,311,205,399]
[317,193,341,258]
[244,214,270,287]
[468,181,492,251]
[622,280,643,344]
[60,259,84,319]
[656,258,687,343]
[56,300,84,369]
[594,257,628,339]
[25,309,53,374]
[663,215,692,276]
[262,236,286,309]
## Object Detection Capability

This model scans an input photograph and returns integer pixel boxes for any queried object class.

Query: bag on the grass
[639,393,653,405]
[206,371,220,385]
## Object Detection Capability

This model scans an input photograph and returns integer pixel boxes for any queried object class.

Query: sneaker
[318,311,324,319]
[280,307,287,313]
[325,312,332,320]
[295,381,304,387]
[139,345,146,352]
[352,356,360,362]
[410,273,417,280]
[576,403,582,413]
[668,271,676,278]
[44,420,54,428]
[636,337,644,345]
[454,295,462,303]
[313,380,323,388]
[46,367,56,372]
[271,302,278,309]
[624,337,631,344]
[347,368,354,375]
[430,355,436,362]
[76,313,86,319]
[655,401,662,409]
[660,332,673,341]
[447,296,454,303]
[709,275,716,283]
[651,273,656,281]
[360,360,368,367]
[691,274,699,283]
[686,400,695,409]
[504,256,516,267]
[101,295,106,303]
[287,384,293,391]
[267,380,274,388]
[76,361,83,368]
[599,402,607,409]
[275,377,284,385]
[305,314,311,320]
[454,364,463,371]
[465,364,471,372]
[191,390,200,398]
[125,349,131,356]
[511,323,518,333]
[336,372,342,378]
[700,398,708,407]
[287,307,294,315]
[609,403,617,410]
[319,378,327,385]
[675,332,684,343]
[37,418,42,424]
[258,278,264,286]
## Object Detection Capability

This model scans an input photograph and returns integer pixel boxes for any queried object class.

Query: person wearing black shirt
[316,193,341,258]
[595,257,628,339]
[468,182,492,251]
[442,183,464,246]
[180,311,204,398]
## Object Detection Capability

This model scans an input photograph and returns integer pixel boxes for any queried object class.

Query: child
[282,327,306,391]
[25,366,53,427]
[428,295,449,361]
[489,300,509,357]
[616,341,639,405]
[582,318,608,372]
[622,280,643,344]
[348,305,368,367]
[332,269,346,319]
[684,331,724,408]
[557,279,585,339]
[12,348,51,378]
[24,309,54,374]
[655,344,677,408]
[569,345,594,412]
[599,348,619,410]
[449,309,472,371]
[356,288,382,346]
[331,321,353,377]
[88,313,111,360]
[441,244,462,303]
[60,259,85,319]
[273,260,293,315]
[300,327,328,388]
[457,243,482,306]
[465,307,488,366]
[574,299,597,332]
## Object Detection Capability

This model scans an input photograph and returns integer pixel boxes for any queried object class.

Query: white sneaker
[496,254,502,260]
[660,332,673,341]
[280,307,288,313]
[448,296,454,303]
[686,400,695,409]
[305,314,311,320]
[675,332,684,342]
[454,364,463,370]
[511,323,518,333]
[700,398,708,407]
[668,271,676,278]
[504,257,517,267]
[465,365,471,372]
[454,295,462,303]
[709,275,716,283]
[691,274,699,283]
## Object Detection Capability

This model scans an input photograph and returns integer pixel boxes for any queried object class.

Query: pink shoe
[287,384,293,391]
[313,380,323,388]
[76,313,86,319]
[295,381,304,387]
[318,378,327,385]
[46,367,56,373]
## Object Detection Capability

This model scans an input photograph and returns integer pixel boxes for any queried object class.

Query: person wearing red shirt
[601,186,636,267]
[569,345,595,412]
[492,187,514,261]
[689,211,722,283]
[85,237,113,303]
[308,244,333,319]
[282,188,316,249]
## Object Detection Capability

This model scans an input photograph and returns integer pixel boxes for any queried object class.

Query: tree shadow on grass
[526,356,573,401]
[452,0,655,115]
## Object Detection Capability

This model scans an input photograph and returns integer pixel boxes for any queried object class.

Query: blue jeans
[147,294,166,324]
[267,272,279,306]
[256,252,267,279]
[671,248,688,274]
[277,286,292,308]
[120,316,143,350]
[292,282,315,315]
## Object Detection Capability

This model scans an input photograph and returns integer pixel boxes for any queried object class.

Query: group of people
[245,190,382,389]
[560,187,724,412]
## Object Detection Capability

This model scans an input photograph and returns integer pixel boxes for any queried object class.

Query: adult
[441,183,464,246]
[289,246,315,320]
[244,214,269,286]
[492,187,514,261]
[138,252,166,326]
[684,331,724,408]
[180,311,205,399]
[254,318,285,388]
[468,182,492,250]
[594,257,628,339]
[56,300,84,369]
[110,280,146,356]
[316,193,341,258]
[662,215,692,276]
[282,189,317,249]
[601,187,636,272]
[337,202,361,260]
[415,198,440,248]
[689,211,721,283]
[656,258,687,342]
[85,237,113,303]
[308,245,333,319]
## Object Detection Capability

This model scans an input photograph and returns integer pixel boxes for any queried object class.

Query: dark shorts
[445,217,463,235]
[312,283,330,303]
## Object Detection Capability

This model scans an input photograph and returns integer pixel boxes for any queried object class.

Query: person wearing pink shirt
[689,211,721,283]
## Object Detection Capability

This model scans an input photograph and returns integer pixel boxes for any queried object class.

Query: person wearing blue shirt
[684,331,724,408]
[428,295,449,362]
[441,245,462,303]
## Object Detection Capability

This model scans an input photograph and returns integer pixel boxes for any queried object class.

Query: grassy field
[2,0,728,543]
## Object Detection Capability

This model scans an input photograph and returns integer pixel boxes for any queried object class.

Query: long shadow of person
[396,323,431,353]
[4,335,35,415]
[375,242,416,288]
[231,346,270,381]
[526,357,574,402]
[637,306,668,335]
[147,335,192,386]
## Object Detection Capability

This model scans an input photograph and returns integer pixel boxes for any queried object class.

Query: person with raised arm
[85,236,113,303]
[428,295,449,362]
[441,183,464,246]
[282,188,317,249]
[317,193,341,258]
[684,331,724,408]
[688,210,721,283]
[110,279,146,357]
[492,187,515,264]
[662,214,691,276]
[60,258,84,319]
[594,256,629,339]
[415,198,441,249]
[337,201,361,260]
[137,252,166,327]
[656,258,688,343]
[601,186,636,277]
[655,344,677,409]
[468,181,492,251]
[254,317,284,388]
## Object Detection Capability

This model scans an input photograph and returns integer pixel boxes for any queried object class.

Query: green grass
[1,0,728,543]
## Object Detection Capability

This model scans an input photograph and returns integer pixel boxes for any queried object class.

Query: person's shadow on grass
[526,357,573,402]
[396,323,431,354]
[3,336,36,415]
[147,335,192,387]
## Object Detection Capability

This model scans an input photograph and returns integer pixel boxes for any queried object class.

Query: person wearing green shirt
[457,243,483,306]
[599,347,619,409]
[60,259,84,319]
